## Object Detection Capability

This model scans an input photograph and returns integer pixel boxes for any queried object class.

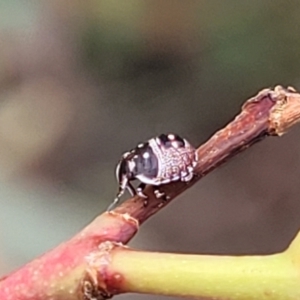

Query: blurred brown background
[1,1,300,299]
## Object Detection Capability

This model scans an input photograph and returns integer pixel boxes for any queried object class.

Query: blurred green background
[1,1,300,299]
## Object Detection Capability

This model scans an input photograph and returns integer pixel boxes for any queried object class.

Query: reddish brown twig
[114,86,300,225]
[0,86,300,300]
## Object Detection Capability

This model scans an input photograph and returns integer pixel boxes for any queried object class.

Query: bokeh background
[1,1,300,299]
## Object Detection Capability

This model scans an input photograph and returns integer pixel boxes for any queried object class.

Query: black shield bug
[107,133,198,210]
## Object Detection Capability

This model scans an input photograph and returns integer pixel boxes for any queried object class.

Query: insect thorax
[148,136,196,184]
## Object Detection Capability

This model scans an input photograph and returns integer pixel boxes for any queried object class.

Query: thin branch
[114,86,300,226]
[105,243,300,299]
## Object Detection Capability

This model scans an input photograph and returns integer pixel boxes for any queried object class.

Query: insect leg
[136,183,147,198]
[107,187,125,211]
[107,176,133,211]
[126,181,137,196]
[153,186,170,201]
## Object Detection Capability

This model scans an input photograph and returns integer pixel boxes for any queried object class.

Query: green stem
[112,248,300,299]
